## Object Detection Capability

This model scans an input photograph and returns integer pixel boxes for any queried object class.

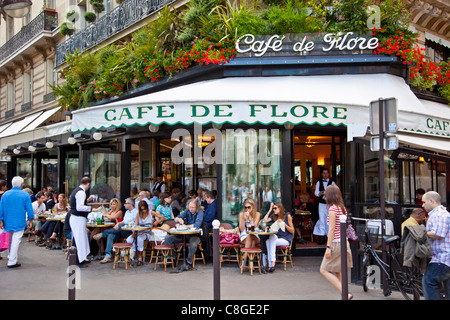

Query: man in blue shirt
[165,198,204,272]
[0,176,34,268]
[203,191,217,227]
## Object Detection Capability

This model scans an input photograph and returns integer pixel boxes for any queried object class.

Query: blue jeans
[422,263,450,300]
[102,227,132,258]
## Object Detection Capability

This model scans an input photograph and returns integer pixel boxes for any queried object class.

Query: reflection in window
[362,144,398,203]
[221,128,282,224]
[88,153,121,202]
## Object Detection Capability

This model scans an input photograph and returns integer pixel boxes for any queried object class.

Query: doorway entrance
[293,133,342,249]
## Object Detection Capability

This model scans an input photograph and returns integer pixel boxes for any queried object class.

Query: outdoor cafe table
[167,228,201,272]
[246,229,278,272]
[121,225,152,267]
[294,210,312,244]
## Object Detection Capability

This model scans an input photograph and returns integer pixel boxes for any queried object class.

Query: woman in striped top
[319,184,353,300]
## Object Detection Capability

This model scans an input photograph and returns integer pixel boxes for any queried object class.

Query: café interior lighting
[149,124,159,133]
[1,0,32,18]
[418,156,425,163]
[317,156,325,166]
[93,132,102,141]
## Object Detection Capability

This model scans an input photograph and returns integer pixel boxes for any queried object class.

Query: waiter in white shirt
[69,176,97,267]
[313,168,335,245]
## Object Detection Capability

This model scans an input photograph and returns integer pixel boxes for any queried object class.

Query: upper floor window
[425,39,450,63]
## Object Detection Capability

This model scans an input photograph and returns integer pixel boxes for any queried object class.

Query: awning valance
[71,74,447,139]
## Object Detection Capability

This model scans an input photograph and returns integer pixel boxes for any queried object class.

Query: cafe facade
[65,32,449,231]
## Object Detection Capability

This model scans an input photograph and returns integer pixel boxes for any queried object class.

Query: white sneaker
[93,233,103,241]
[100,256,112,264]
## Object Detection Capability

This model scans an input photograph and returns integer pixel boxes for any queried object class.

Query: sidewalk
[0,240,406,300]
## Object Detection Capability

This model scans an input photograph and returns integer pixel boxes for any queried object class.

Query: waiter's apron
[70,214,90,263]
[313,203,329,236]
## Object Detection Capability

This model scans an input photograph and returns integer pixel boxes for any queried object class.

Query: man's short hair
[423,191,441,205]
[80,176,91,185]
[36,192,45,199]
[11,176,24,188]
[411,208,426,216]
[205,191,215,199]
[125,197,134,206]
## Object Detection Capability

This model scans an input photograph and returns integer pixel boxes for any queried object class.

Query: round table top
[247,229,278,236]
[87,222,115,228]
[295,210,312,215]
[167,228,201,235]
[46,216,66,221]
[121,225,152,231]
[36,214,51,218]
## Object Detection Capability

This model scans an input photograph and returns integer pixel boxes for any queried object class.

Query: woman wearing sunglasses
[126,200,154,265]
[238,199,261,268]
[262,202,294,272]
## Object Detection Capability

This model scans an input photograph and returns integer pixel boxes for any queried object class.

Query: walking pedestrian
[422,191,450,300]
[319,184,353,300]
[0,176,34,268]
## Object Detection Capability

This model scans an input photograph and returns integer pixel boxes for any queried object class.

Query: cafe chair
[176,242,205,268]
[219,221,241,268]
[112,242,133,270]
[240,248,261,276]
[276,239,294,271]
[154,244,175,271]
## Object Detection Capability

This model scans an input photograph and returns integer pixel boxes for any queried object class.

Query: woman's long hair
[324,185,347,215]
[273,202,287,221]
[138,200,149,218]
[243,199,257,220]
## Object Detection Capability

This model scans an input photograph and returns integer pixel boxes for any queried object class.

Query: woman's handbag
[0,229,10,252]
[346,222,358,243]
[219,232,240,245]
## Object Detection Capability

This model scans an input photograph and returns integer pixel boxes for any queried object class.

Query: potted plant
[60,22,75,37]
[84,12,97,23]
[90,0,105,14]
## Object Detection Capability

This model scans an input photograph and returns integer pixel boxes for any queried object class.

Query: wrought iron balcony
[56,0,176,66]
[0,9,58,65]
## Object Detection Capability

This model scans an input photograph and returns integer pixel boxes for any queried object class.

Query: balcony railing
[56,0,176,66]
[0,10,58,65]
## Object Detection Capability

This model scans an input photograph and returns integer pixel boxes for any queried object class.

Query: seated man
[401,208,426,236]
[203,191,217,228]
[164,198,204,271]
[95,198,138,264]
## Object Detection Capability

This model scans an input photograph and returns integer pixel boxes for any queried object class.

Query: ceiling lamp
[1,0,33,18]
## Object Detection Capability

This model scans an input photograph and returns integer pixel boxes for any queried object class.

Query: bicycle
[352,217,423,300]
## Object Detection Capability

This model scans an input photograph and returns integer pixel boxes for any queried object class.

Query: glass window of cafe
[221,128,282,224]
[129,134,217,196]
[83,141,121,202]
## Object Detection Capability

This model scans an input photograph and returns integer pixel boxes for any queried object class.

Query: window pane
[221,128,282,224]
[88,153,121,202]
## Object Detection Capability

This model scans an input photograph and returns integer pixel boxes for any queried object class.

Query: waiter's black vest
[152,181,165,193]
[69,186,89,218]
[318,179,333,204]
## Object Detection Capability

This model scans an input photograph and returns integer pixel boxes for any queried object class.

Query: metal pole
[68,247,77,300]
[340,215,348,300]
[212,220,220,300]
[378,98,388,294]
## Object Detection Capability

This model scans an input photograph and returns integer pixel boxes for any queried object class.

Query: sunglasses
[273,207,278,209]
[244,206,252,209]
[140,207,148,211]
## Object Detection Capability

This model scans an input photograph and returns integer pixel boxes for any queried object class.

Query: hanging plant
[60,22,75,37]
[89,0,105,14]
[84,12,97,23]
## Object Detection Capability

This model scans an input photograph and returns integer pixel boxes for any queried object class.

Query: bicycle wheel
[361,252,371,292]
[393,266,424,300]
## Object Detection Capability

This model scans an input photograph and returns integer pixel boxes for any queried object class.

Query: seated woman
[90,198,123,259]
[154,192,174,225]
[126,200,154,265]
[238,199,261,268]
[262,202,294,272]
[38,193,69,248]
